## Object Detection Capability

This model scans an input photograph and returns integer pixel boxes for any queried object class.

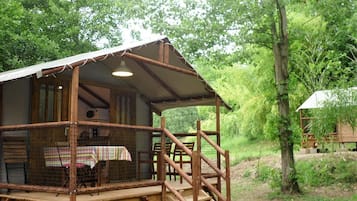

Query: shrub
[296,155,357,187]
[256,165,281,189]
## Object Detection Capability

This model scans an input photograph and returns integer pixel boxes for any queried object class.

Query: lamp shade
[112,60,133,77]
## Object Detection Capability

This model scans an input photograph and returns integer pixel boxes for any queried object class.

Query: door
[109,90,136,181]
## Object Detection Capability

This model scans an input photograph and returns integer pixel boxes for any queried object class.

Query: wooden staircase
[157,118,231,201]
[166,189,214,201]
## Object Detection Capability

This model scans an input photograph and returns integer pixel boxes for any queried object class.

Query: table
[44,146,132,168]
[43,146,132,186]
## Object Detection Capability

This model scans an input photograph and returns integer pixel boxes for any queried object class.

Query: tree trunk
[271,0,300,194]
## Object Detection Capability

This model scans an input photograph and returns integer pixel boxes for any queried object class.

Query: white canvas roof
[0,36,230,112]
[0,36,167,83]
[296,87,357,111]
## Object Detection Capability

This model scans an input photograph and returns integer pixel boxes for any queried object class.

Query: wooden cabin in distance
[297,87,357,149]
[0,36,231,201]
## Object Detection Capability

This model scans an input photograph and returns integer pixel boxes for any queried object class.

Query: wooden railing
[0,121,163,196]
[198,121,230,201]
[158,117,231,201]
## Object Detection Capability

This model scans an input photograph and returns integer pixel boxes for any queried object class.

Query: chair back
[153,142,172,156]
[3,136,27,164]
[173,142,195,157]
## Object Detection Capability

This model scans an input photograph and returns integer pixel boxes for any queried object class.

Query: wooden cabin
[0,36,231,201]
[297,88,357,149]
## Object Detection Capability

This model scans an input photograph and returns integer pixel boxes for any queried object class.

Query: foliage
[217,135,279,166]
[256,165,281,190]
[152,107,200,133]
[296,155,357,187]
[255,154,357,189]
[309,87,357,139]
[0,0,140,71]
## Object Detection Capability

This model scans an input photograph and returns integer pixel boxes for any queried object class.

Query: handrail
[0,121,71,131]
[163,128,193,157]
[152,131,219,138]
[199,130,225,155]
[78,120,162,132]
[201,177,226,201]
[200,154,226,179]
[198,124,231,201]
[158,118,230,201]
[0,121,163,132]
[164,154,193,186]
[164,181,186,201]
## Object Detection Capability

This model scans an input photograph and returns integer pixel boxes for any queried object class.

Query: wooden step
[166,189,214,201]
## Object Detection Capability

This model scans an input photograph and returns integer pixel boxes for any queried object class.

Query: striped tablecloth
[44,146,131,168]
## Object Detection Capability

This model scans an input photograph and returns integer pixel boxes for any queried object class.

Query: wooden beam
[150,95,216,105]
[192,151,201,201]
[69,66,79,201]
[215,97,222,198]
[0,84,2,143]
[123,52,197,76]
[0,84,2,128]
[79,83,109,108]
[135,61,181,99]
[76,180,162,194]
[78,94,95,108]
[158,42,170,64]
[0,183,68,194]
[0,121,71,131]
[164,43,170,64]
[158,42,164,63]
[160,117,167,200]
[78,120,162,132]
[225,151,231,201]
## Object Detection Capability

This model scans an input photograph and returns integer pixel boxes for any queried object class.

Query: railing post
[215,98,222,200]
[197,121,201,157]
[195,120,202,201]
[69,66,79,201]
[160,117,167,200]
[192,151,201,201]
[225,151,231,201]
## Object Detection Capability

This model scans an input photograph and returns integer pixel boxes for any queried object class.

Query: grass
[219,135,279,165]
[218,135,357,201]
[268,193,357,201]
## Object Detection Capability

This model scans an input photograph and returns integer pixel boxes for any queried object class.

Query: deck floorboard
[2,179,217,201]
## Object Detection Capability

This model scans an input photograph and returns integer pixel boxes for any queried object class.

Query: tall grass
[218,135,279,165]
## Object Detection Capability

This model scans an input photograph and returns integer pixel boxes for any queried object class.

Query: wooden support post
[215,97,222,199]
[69,66,79,201]
[196,120,202,189]
[160,117,167,200]
[299,110,304,147]
[197,121,201,155]
[158,41,170,64]
[0,84,2,183]
[225,151,231,201]
[192,151,201,201]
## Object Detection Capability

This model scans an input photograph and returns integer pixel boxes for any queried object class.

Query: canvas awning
[296,87,357,111]
[0,36,230,112]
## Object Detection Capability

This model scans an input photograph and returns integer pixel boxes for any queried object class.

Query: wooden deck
[0,179,217,201]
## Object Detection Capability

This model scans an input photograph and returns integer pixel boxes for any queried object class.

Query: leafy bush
[256,165,281,189]
[296,155,357,187]
[255,154,357,192]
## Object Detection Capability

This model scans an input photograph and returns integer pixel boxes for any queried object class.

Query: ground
[230,152,357,201]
